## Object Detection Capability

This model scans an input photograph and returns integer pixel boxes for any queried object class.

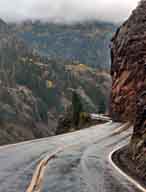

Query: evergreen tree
[72,91,83,126]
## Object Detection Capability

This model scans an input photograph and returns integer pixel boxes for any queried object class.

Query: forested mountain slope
[0,19,113,144]
[12,21,116,70]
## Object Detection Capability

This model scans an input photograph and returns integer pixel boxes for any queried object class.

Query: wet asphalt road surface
[0,122,140,192]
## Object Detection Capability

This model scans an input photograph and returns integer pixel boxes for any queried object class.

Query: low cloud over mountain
[0,0,139,23]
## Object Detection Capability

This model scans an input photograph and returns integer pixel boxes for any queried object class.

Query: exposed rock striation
[111,0,146,122]
[111,0,146,181]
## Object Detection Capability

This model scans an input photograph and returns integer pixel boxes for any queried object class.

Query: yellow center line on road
[26,122,128,192]
[26,143,85,192]
[26,148,63,192]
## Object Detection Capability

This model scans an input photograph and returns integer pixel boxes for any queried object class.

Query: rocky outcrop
[0,86,57,145]
[111,0,146,181]
[111,0,146,122]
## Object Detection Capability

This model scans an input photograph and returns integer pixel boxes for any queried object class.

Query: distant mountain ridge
[11,21,117,70]
[0,19,9,33]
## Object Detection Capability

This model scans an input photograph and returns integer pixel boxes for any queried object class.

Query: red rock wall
[111,0,146,122]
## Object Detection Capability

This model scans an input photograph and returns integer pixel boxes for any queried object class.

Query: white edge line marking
[109,146,146,192]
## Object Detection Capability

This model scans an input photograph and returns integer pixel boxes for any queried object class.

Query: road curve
[41,123,141,192]
[109,147,146,192]
[0,122,142,192]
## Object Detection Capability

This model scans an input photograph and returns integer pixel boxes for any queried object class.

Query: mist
[0,0,139,23]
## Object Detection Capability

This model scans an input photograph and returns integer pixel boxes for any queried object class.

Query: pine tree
[72,91,83,127]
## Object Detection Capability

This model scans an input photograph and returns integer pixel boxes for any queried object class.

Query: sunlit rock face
[111,0,146,122]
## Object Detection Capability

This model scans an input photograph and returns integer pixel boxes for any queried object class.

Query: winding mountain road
[0,121,142,192]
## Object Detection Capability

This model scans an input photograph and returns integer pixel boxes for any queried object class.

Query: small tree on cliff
[72,90,83,127]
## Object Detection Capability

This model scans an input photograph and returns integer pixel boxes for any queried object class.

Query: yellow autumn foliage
[77,64,91,72]
[46,80,53,88]
[65,64,92,73]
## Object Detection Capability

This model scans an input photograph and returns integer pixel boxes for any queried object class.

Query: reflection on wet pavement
[42,123,140,192]
[0,122,140,192]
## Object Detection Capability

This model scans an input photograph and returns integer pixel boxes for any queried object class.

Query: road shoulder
[109,146,146,192]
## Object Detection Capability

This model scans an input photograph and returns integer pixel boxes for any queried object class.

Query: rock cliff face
[111,0,146,122]
[111,1,146,181]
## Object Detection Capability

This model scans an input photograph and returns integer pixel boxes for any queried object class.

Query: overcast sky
[0,0,140,23]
